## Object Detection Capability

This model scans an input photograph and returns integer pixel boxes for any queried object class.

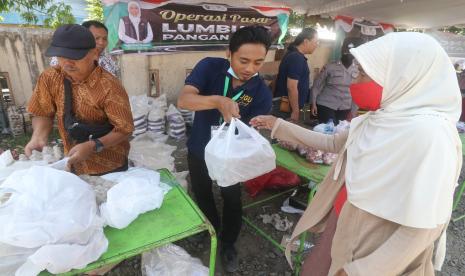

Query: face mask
[349,81,383,111]
[227,66,258,80]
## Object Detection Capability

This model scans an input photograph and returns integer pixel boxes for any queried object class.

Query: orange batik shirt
[28,66,134,175]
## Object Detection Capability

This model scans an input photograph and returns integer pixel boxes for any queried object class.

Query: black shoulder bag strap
[63,77,76,131]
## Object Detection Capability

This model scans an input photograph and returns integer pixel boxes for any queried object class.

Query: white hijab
[345,32,462,229]
[128,1,141,28]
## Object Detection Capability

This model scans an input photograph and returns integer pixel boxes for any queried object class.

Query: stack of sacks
[147,109,165,135]
[129,96,150,137]
[166,105,186,139]
[150,94,168,113]
[147,94,168,135]
[179,109,194,127]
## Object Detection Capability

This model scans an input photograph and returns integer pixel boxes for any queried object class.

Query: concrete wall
[0,26,53,106]
[119,50,278,103]
[0,25,334,106]
[119,40,334,103]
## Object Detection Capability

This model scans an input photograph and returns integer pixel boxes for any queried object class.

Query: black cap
[45,24,96,60]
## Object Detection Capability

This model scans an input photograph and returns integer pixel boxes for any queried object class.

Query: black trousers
[187,152,242,247]
[316,104,351,125]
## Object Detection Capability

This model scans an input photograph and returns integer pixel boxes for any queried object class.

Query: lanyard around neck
[223,76,244,102]
[219,76,244,124]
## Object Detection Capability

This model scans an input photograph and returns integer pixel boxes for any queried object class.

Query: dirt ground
[1,131,464,276]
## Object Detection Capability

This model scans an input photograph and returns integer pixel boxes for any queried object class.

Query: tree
[86,0,104,22]
[0,0,75,28]
[446,26,465,36]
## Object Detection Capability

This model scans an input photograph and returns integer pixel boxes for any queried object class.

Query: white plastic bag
[129,133,176,171]
[0,166,107,275]
[142,243,208,276]
[100,169,169,229]
[205,118,276,187]
[0,150,14,168]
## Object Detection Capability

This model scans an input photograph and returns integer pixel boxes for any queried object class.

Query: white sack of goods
[0,166,107,276]
[205,118,276,187]
[166,104,186,139]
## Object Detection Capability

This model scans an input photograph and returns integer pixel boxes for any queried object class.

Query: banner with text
[103,0,290,54]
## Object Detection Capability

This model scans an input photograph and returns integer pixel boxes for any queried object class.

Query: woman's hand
[249,115,277,130]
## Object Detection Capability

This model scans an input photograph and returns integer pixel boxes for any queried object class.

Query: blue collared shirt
[185,57,272,159]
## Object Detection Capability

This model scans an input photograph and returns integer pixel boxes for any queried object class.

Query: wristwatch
[92,138,104,153]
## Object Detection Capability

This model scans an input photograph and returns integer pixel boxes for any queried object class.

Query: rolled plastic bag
[205,118,276,187]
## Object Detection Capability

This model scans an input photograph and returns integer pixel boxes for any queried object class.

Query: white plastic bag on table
[0,150,14,168]
[142,243,208,276]
[0,166,107,275]
[205,118,276,187]
[0,242,36,276]
[100,168,170,229]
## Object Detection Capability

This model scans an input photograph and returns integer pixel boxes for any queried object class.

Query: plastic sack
[245,166,300,197]
[0,243,36,276]
[166,104,186,139]
[129,133,176,171]
[305,149,324,164]
[149,94,168,112]
[141,243,208,276]
[335,120,350,134]
[0,150,14,168]
[147,108,166,135]
[100,168,170,229]
[297,145,310,157]
[0,166,107,275]
[130,95,151,137]
[323,152,338,165]
[205,118,276,187]
[130,95,150,119]
[179,109,194,126]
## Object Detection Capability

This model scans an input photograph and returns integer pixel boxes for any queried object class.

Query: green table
[42,169,217,276]
[272,144,330,183]
[243,144,331,276]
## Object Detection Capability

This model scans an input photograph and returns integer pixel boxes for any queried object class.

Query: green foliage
[86,0,103,21]
[288,11,305,29]
[0,0,75,27]
[446,26,465,36]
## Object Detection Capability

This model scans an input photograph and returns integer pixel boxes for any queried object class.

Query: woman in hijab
[118,0,153,44]
[251,32,462,276]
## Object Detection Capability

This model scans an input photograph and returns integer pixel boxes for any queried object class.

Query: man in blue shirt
[177,26,272,273]
[275,28,319,121]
